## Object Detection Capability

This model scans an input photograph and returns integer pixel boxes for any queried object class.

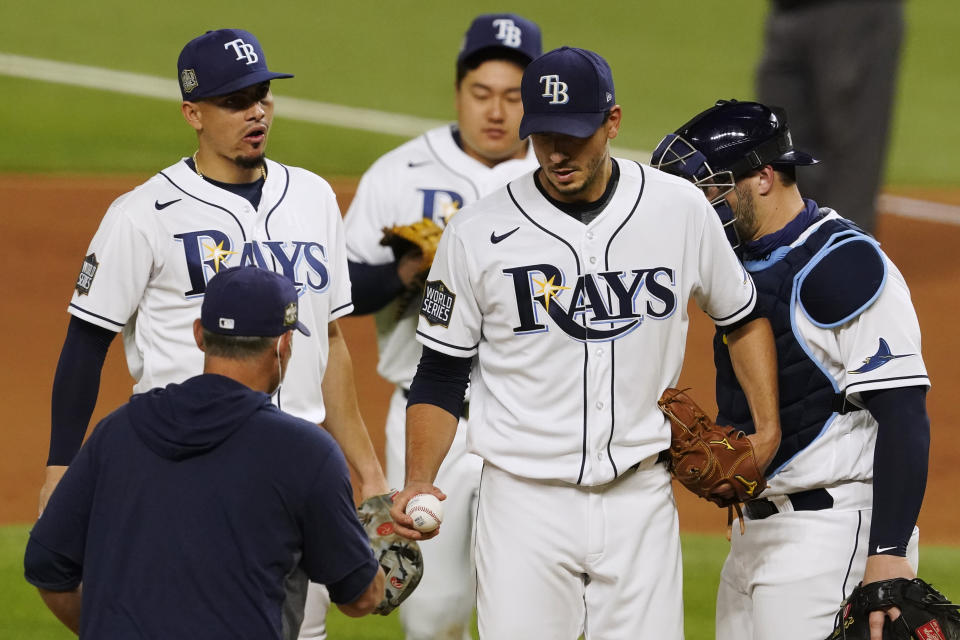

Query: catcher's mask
[651,99,820,251]
[651,133,740,250]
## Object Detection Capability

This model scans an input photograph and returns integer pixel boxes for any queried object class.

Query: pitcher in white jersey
[343,14,542,640]
[41,28,388,640]
[389,47,782,639]
[652,100,930,640]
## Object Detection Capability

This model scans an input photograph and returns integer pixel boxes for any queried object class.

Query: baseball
[405,493,443,533]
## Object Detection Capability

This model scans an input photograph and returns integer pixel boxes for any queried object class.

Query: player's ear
[756,165,776,196]
[604,106,622,141]
[181,101,203,132]
[193,318,206,351]
[279,331,293,355]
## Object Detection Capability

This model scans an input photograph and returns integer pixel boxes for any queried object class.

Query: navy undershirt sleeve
[348,260,407,315]
[722,303,765,335]
[48,316,116,465]
[862,385,929,556]
[406,347,472,419]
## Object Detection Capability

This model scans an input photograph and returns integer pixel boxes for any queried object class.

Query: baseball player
[25,267,385,638]
[39,29,388,639]
[343,13,542,639]
[389,48,781,639]
[651,100,930,640]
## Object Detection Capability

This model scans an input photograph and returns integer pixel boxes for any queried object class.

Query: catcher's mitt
[380,219,444,270]
[824,578,960,639]
[357,494,424,615]
[657,388,767,509]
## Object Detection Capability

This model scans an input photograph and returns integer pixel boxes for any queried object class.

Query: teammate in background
[390,48,781,639]
[651,100,930,640]
[343,13,541,639]
[25,267,385,638]
[39,29,388,639]
[756,0,905,233]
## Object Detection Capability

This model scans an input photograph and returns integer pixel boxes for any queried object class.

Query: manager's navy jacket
[25,374,378,639]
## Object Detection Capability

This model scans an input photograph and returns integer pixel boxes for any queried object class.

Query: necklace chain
[192,151,266,181]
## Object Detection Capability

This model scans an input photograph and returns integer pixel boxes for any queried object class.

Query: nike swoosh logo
[154,198,181,210]
[876,545,897,553]
[490,227,520,244]
[407,160,432,168]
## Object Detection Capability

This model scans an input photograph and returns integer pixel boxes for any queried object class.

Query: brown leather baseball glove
[380,219,445,320]
[657,388,767,515]
[380,219,444,272]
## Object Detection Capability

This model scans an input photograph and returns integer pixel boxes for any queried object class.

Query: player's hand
[746,428,780,474]
[706,429,779,505]
[38,465,68,516]
[357,476,392,504]
[862,554,916,640]
[389,483,446,541]
[396,251,427,287]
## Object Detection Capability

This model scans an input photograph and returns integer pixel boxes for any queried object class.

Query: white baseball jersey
[344,124,538,388]
[752,210,930,499]
[68,158,352,424]
[416,160,758,485]
[716,209,928,640]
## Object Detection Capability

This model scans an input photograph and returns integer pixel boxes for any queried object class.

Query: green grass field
[4,524,959,639]
[2,1,958,184]
[1,2,958,638]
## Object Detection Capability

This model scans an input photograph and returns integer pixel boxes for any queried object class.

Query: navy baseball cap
[201,267,310,337]
[178,29,293,100]
[457,14,542,66]
[519,47,616,139]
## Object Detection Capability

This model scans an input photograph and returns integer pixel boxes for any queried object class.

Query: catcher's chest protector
[714,219,863,472]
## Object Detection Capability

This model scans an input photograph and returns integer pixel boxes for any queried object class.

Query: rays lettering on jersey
[418,189,464,225]
[503,264,676,342]
[174,230,330,297]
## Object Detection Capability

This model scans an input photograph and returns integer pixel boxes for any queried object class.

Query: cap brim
[192,70,294,100]
[294,320,311,337]
[519,112,605,139]
[457,44,536,66]
[777,149,819,166]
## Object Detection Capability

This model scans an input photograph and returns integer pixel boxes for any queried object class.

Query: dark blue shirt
[25,374,378,639]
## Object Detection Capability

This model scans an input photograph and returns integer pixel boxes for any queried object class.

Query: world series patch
[75,253,99,295]
[420,280,455,328]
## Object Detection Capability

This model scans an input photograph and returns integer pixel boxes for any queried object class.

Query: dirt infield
[2,175,957,545]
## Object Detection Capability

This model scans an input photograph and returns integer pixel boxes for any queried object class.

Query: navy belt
[402,388,469,420]
[744,488,834,520]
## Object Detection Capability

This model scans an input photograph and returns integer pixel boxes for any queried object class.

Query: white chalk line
[2,52,957,225]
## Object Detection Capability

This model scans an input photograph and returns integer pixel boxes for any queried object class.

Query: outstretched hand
[389,483,446,541]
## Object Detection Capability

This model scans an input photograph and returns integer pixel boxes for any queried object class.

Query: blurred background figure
[756,0,905,233]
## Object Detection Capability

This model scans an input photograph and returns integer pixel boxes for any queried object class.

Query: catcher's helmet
[650,100,818,250]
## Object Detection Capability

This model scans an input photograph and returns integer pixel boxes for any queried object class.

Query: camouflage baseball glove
[824,578,960,639]
[380,219,444,272]
[657,388,767,509]
[357,493,424,615]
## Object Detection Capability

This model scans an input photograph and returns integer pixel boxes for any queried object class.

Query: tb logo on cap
[224,38,259,65]
[492,18,522,47]
[539,75,569,105]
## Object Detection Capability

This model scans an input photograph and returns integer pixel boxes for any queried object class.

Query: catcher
[652,100,932,640]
